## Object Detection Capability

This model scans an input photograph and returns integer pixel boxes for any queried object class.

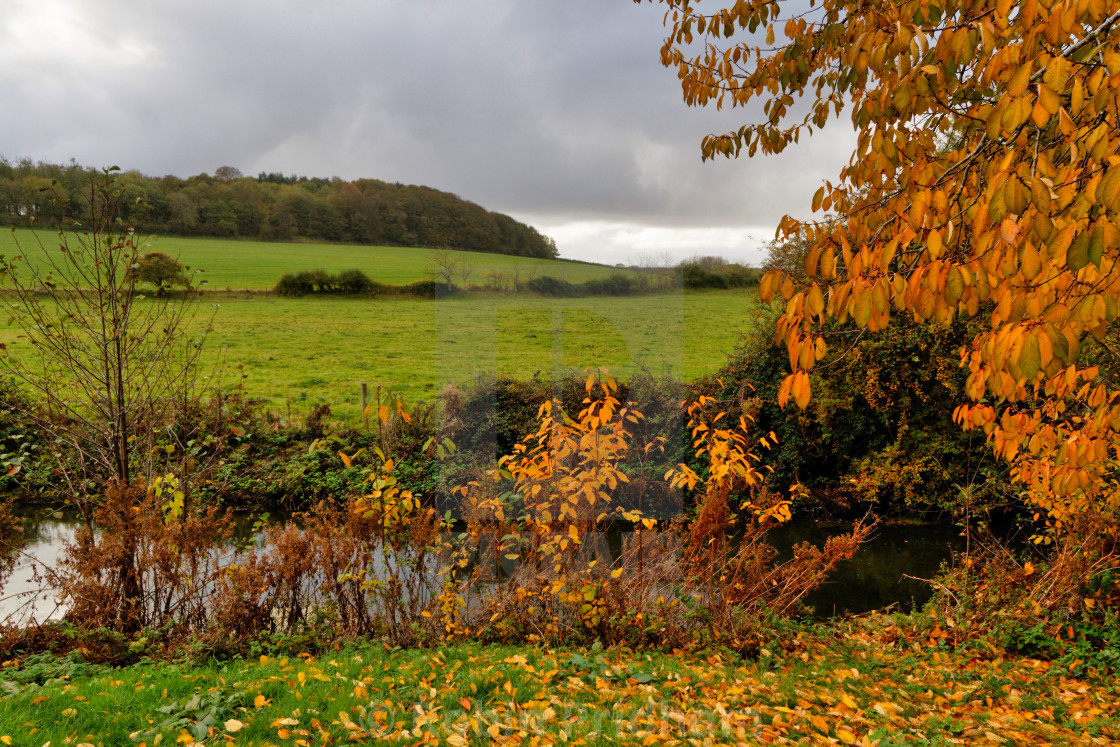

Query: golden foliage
[642,0,1120,534]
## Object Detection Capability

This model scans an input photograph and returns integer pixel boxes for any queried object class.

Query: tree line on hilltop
[0,159,558,259]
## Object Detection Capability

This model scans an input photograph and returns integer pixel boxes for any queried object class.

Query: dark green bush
[723,264,763,287]
[583,273,637,296]
[274,269,384,296]
[335,269,384,295]
[527,275,580,296]
[400,280,446,298]
[681,264,731,289]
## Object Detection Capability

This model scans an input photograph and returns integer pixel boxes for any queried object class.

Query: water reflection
[1,510,962,623]
[769,521,964,616]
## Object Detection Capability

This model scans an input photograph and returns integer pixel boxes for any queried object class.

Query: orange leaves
[806,283,825,317]
[646,0,1120,533]
[777,371,811,411]
[1095,168,1120,213]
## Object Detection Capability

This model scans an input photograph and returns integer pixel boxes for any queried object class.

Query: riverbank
[3,615,1118,745]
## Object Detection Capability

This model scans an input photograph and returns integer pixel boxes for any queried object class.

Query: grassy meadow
[187,289,760,411]
[0,228,763,414]
[4,621,1117,745]
[0,228,635,290]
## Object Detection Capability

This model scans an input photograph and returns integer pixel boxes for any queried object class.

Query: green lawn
[2,620,1117,745]
[0,289,761,414]
[0,228,635,290]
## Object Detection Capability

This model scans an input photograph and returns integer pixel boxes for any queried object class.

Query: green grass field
[0,228,635,290]
[0,289,761,414]
[188,288,757,411]
[3,621,1117,745]
[0,228,760,417]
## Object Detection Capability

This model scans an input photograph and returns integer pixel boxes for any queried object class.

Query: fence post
[360,381,368,431]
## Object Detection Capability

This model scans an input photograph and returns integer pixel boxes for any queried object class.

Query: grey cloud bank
[0,0,854,264]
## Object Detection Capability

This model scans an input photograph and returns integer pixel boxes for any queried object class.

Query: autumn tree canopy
[640,0,1120,535]
[130,251,189,294]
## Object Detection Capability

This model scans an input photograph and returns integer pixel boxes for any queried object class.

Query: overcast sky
[0,0,855,265]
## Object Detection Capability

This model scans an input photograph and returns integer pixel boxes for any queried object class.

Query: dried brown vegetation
[4,371,868,654]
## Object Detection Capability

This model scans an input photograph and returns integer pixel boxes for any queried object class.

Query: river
[0,508,962,624]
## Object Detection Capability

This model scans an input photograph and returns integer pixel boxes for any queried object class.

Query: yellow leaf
[1000,218,1019,245]
[1019,334,1041,379]
[337,451,351,468]
[777,374,793,408]
[254,694,269,708]
[224,719,244,733]
[945,267,965,306]
[852,290,872,328]
[838,729,858,744]
[807,284,825,315]
[792,372,811,411]
[1008,62,1032,97]
[0,738,10,745]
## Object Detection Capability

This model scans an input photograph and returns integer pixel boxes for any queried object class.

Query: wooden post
[360,381,368,431]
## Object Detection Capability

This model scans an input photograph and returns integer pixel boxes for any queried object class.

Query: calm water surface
[1,508,962,623]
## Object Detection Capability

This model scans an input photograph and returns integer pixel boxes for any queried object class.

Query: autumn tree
[129,250,189,295]
[640,0,1120,538]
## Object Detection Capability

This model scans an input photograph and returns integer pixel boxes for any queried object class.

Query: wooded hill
[0,159,558,259]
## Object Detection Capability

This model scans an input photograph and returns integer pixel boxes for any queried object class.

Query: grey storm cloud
[0,0,855,261]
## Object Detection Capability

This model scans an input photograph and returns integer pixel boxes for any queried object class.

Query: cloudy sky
[0,0,855,265]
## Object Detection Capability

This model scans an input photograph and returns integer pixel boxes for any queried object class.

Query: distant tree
[129,251,189,295]
[458,256,475,288]
[429,248,461,291]
[213,166,243,182]
[0,159,558,257]
[168,192,199,232]
[760,233,813,286]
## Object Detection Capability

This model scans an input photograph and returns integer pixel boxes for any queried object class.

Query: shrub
[275,271,314,296]
[527,275,580,296]
[53,479,234,633]
[583,273,637,296]
[681,263,731,288]
[452,371,868,647]
[723,264,762,287]
[399,280,443,298]
[275,269,383,296]
[335,268,381,295]
[927,519,1119,674]
[128,251,189,294]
